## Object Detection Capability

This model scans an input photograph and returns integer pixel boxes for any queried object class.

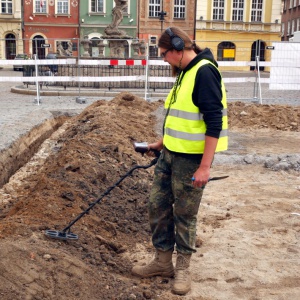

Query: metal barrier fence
[0,38,299,105]
[21,63,172,90]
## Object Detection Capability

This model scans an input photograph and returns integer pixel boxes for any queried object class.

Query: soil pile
[228,101,299,131]
[0,93,299,300]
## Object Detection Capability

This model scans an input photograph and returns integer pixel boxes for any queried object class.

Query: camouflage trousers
[149,147,204,255]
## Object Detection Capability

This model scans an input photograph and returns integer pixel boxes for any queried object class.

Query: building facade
[3,1,292,61]
[1,1,197,60]
[138,0,196,57]
[281,0,300,41]
[22,0,79,59]
[195,0,282,70]
[0,0,22,59]
[79,0,138,58]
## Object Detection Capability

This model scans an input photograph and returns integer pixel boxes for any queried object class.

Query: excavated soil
[0,93,299,300]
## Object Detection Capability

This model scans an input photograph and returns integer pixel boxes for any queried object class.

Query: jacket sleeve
[192,64,224,138]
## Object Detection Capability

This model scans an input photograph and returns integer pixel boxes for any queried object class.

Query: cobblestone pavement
[0,68,299,153]
[0,69,115,152]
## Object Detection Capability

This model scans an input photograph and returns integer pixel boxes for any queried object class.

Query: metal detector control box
[134,142,161,158]
[133,142,149,154]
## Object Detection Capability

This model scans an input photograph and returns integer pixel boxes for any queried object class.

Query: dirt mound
[228,101,299,131]
[0,93,299,299]
[0,93,165,299]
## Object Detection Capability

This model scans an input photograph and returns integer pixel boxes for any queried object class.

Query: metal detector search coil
[45,230,78,240]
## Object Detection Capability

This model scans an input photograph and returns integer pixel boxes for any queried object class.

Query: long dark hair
[158,27,202,76]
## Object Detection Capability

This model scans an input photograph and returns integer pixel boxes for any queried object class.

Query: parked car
[13,54,28,71]
[45,53,58,73]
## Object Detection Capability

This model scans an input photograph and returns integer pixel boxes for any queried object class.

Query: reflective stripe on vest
[164,59,228,154]
[165,108,228,120]
[165,128,228,141]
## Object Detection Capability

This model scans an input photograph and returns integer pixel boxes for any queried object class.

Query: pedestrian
[131,27,228,295]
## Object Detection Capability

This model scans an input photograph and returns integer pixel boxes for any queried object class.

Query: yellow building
[0,0,23,60]
[195,0,282,71]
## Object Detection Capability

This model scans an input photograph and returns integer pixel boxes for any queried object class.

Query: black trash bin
[23,64,35,77]
[23,64,35,86]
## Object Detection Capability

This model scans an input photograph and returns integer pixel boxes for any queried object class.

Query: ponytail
[192,43,202,54]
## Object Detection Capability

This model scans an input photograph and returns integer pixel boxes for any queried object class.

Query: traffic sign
[266,46,275,50]
[41,44,51,48]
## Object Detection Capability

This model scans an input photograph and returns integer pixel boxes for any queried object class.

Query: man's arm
[192,136,218,188]
[192,64,223,187]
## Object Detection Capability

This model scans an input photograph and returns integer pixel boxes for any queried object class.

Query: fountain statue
[103,0,131,58]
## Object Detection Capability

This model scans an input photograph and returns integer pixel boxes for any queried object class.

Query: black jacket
[179,48,224,138]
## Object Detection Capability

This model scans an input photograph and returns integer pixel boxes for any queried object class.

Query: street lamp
[158,10,167,32]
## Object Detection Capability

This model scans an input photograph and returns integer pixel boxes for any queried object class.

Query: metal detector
[44,142,228,241]
[45,151,159,241]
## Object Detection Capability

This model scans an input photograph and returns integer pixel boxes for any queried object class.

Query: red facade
[23,0,79,58]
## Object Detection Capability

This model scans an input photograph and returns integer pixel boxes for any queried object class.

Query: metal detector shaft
[61,157,158,233]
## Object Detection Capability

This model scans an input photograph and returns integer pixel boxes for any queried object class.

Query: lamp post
[158,10,167,32]
[158,0,166,32]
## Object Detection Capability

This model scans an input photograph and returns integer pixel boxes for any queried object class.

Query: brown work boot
[131,249,174,278]
[172,253,192,295]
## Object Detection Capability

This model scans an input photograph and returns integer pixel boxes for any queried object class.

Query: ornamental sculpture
[103,0,131,58]
[105,0,128,36]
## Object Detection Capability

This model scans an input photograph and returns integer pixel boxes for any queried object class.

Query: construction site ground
[0,73,299,299]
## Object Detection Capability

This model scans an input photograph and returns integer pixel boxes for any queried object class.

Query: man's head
[158,27,193,53]
[158,27,201,76]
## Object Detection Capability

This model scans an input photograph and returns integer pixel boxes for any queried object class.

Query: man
[132,27,228,295]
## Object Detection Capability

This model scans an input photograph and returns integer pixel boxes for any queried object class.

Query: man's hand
[134,141,161,158]
[192,166,210,188]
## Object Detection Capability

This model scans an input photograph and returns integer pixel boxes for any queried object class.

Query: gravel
[214,153,300,172]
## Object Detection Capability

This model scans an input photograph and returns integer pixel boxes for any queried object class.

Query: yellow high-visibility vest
[164,59,228,154]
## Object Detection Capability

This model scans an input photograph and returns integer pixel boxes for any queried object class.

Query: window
[149,46,158,58]
[5,33,16,59]
[91,37,100,57]
[149,0,161,17]
[250,40,265,71]
[217,42,236,61]
[150,36,157,44]
[72,42,78,51]
[91,0,104,13]
[293,0,297,7]
[1,0,12,14]
[232,0,244,21]
[213,0,224,20]
[174,0,185,19]
[287,21,291,35]
[251,0,263,22]
[291,19,295,34]
[57,0,68,14]
[34,0,47,13]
